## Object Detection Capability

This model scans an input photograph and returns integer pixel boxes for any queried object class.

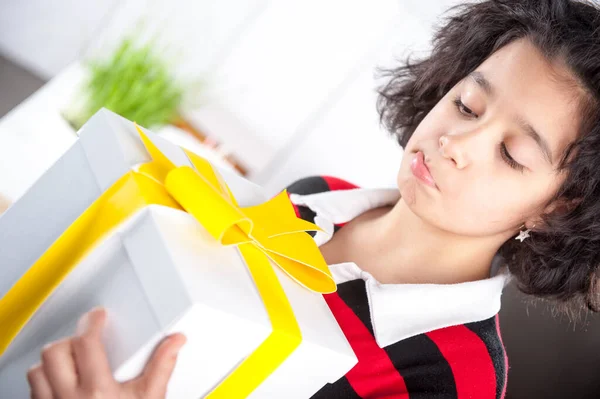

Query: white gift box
[0,109,357,398]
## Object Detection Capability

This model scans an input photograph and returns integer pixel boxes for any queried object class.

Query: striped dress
[283,175,508,399]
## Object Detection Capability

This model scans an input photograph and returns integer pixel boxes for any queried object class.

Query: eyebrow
[469,71,494,96]
[468,71,554,165]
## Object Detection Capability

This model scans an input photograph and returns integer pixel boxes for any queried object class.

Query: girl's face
[397,38,583,238]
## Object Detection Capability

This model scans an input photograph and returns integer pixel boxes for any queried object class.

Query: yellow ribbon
[0,126,336,398]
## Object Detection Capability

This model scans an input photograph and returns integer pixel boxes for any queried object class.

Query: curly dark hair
[377,0,600,312]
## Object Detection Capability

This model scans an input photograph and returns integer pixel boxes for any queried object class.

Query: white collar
[289,187,510,348]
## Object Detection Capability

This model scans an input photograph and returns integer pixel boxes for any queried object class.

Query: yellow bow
[0,125,336,398]
[138,129,335,294]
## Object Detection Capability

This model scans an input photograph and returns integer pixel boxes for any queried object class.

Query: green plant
[66,38,185,130]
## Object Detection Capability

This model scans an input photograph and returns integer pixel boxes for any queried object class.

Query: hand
[27,307,187,399]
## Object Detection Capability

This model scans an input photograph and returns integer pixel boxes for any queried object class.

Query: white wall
[84,0,407,175]
[0,0,456,192]
[0,0,120,79]
[257,3,433,195]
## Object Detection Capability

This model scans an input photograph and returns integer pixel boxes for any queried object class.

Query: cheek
[444,178,548,231]
[404,102,455,150]
[396,169,528,235]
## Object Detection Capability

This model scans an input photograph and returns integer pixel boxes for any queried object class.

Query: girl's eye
[452,95,524,173]
[453,96,478,118]
[500,142,525,173]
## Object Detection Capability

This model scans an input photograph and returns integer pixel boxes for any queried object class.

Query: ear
[525,197,582,230]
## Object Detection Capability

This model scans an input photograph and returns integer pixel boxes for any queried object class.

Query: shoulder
[282,175,359,233]
[285,175,360,196]
[429,315,508,399]
[462,315,508,399]
[383,315,507,399]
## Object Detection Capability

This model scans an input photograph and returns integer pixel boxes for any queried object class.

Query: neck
[360,198,511,285]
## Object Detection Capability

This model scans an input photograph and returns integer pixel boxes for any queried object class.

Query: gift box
[0,109,357,398]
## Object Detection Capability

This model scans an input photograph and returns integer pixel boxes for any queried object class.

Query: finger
[40,339,77,397]
[72,307,114,390]
[127,333,186,397]
[27,363,53,399]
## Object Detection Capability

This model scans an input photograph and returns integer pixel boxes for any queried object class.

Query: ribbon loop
[136,126,336,293]
[165,166,253,245]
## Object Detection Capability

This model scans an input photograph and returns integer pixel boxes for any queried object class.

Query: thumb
[127,333,187,398]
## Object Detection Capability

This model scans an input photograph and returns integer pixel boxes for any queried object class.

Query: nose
[439,134,469,169]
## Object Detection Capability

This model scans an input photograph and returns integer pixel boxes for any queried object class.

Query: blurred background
[1,0,600,397]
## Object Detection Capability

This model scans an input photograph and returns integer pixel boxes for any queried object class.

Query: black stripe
[336,279,374,336]
[285,176,331,238]
[384,334,458,399]
[465,317,506,399]
[285,175,330,196]
[310,376,362,399]
[296,205,318,237]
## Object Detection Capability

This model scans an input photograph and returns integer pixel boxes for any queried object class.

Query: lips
[410,151,438,189]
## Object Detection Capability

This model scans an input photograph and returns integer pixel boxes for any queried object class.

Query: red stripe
[322,175,359,191]
[426,325,497,398]
[324,293,409,399]
[495,314,508,399]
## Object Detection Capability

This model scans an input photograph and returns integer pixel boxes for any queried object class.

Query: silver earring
[515,224,534,242]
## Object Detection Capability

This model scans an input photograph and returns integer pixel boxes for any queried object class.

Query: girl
[26,0,600,398]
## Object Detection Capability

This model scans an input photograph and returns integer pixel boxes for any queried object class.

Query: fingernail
[27,363,41,373]
[76,307,104,336]
[89,306,105,316]
[41,338,68,351]
[170,334,187,353]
